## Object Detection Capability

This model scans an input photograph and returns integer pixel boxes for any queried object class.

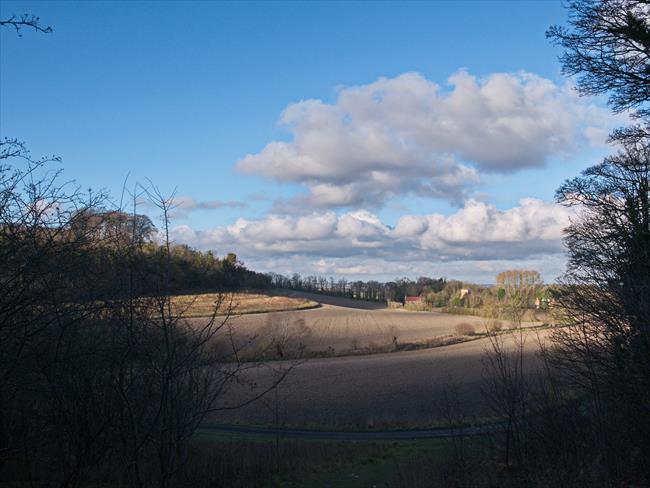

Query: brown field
[189,291,549,429]
[207,291,542,357]
[211,329,549,429]
[171,291,318,317]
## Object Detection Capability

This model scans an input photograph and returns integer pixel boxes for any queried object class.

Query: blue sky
[0,1,620,282]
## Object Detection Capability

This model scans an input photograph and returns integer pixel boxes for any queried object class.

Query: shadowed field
[282,290,388,310]
[210,328,549,430]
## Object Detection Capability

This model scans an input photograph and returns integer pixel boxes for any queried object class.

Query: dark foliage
[0,13,53,36]
[547,0,650,118]
[551,138,650,473]
[0,144,285,488]
[267,272,447,303]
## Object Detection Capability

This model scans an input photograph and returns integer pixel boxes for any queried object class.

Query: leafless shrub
[436,382,471,471]
[0,150,298,486]
[481,328,531,467]
[486,319,503,332]
[252,313,310,360]
[454,322,476,336]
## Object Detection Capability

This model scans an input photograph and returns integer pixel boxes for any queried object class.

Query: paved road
[199,422,504,440]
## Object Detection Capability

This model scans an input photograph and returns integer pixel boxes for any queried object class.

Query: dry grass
[171,291,318,317]
[454,322,476,336]
[177,437,392,488]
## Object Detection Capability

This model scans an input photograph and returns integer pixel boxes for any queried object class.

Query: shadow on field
[282,290,387,310]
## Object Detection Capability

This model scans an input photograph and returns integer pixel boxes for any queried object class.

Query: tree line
[0,141,289,487]
[267,272,446,302]
[64,207,272,295]
[468,2,650,485]
[268,269,549,311]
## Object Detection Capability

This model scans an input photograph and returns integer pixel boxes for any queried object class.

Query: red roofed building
[404,296,422,304]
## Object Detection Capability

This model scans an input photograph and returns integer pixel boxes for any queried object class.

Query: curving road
[199,422,505,440]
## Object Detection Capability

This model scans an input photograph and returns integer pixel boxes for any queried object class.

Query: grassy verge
[300,438,456,488]
[197,414,499,434]
[188,432,472,488]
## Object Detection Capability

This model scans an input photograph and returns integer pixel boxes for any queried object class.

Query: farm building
[404,296,422,304]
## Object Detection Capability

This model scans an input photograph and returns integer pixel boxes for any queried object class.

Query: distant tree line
[63,208,272,296]
[267,272,447,303]
[267,270,549,311]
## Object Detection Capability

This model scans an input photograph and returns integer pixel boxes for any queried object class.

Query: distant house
[535,297,551,309]
[404,296,422,304]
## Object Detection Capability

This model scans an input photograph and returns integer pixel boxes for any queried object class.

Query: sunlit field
[199,291,544,357]
[171,291,319,317]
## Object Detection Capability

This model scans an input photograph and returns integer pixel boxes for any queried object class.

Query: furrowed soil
[200,292,549,430]
[201,290,542,357]
[172,291,318,317]
[209,329,549,429]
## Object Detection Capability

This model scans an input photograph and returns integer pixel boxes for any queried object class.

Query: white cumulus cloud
[237,70,613,208]
[171,198,573,278]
